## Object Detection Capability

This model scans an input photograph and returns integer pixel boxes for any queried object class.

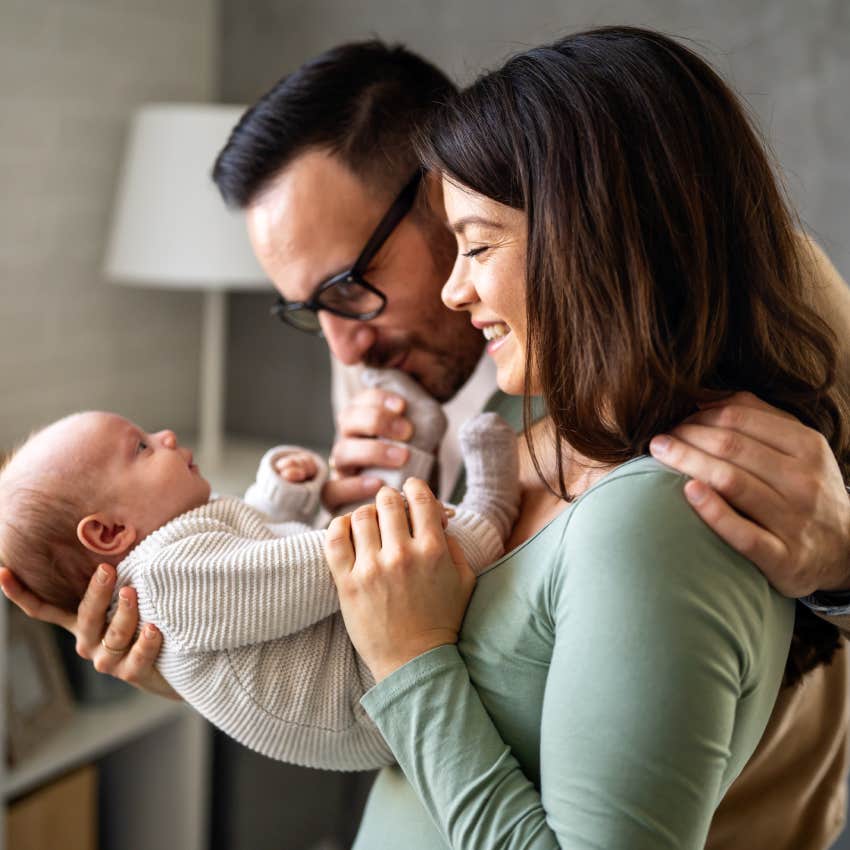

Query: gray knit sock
[359,368,447,452]
[456,412,520,542]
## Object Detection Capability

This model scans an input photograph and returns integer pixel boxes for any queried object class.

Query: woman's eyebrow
[451,216,504,235]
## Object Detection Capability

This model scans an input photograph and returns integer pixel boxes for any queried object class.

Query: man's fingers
[100,587,140,655]
[697,390,796,420]
[331,437,409,475]
[676,402,817,458]
[662,424,791,498]
[120,624,163,685]
[0,567,75,631]
[682,480,790,587]
[321,476,383,512]
[75,564,118,650]
[649,432,788,529]
[325,515,355,579]
[338,402,413,442]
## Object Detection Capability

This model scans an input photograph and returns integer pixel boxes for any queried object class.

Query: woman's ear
[76,514,137,557]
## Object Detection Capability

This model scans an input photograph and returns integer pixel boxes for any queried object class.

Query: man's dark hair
[212,40,457,208]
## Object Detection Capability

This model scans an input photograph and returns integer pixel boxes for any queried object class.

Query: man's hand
[0,563,180,700]
[650,392,850,597]
[323,387,414,511]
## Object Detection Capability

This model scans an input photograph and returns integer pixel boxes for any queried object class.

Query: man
[4,39,850,849]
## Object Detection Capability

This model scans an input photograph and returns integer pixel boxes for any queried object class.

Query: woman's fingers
[0,567,75,631]
[403,478,445,547]
[375,486,411,551]
[350,503,383,557]
[326,515,355,580]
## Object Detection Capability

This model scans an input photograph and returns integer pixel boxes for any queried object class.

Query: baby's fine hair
[0,436,99,613]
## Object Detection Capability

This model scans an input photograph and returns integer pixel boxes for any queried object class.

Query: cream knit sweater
[113,414,518,771]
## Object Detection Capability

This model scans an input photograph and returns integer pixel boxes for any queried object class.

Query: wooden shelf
[4,692,189,800]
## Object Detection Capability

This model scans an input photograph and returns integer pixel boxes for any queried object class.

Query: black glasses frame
[271,170,423,334]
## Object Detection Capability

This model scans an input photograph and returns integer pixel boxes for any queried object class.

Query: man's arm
[650,237,850,605]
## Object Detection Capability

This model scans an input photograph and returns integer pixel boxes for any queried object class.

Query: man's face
[245,150,484,402]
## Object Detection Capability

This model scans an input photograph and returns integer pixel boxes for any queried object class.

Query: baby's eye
[136,440,149,454]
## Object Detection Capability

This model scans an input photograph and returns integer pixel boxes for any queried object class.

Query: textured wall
[220,0,850,446]
[0,0,218,449]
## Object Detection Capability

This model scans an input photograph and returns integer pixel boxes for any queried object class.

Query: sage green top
[354,456,794,850]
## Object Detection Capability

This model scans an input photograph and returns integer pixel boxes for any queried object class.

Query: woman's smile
[440,177,528,394]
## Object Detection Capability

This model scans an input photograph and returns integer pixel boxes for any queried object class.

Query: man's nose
[318,313,377,366]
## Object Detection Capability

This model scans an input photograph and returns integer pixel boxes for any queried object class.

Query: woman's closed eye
[461,245,489,259]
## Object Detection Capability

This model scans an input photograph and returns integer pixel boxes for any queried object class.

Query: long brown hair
[419,26,848,687]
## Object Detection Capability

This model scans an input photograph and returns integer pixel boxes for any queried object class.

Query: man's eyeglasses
[270,171,423,335]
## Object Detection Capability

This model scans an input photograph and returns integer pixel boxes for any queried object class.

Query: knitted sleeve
[137,509,338,653]
[243,445,328,526]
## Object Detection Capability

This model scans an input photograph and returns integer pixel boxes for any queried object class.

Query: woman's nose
[318,312,377,366]
[441,257,477,311]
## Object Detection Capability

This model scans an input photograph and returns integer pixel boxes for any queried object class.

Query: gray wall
[0,0,218,450]
[221,0,850,446]
[216,3,850,850]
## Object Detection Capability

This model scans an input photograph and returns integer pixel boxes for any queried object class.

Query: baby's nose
[158,429,178,448]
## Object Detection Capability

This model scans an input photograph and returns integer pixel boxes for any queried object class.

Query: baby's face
[37,412,212,540]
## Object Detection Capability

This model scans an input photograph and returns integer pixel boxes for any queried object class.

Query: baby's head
[0,411,211,611]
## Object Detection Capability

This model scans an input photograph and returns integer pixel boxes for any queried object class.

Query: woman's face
[440,177,531,396]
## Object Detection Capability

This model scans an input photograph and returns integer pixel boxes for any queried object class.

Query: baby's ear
[76,514,137,557]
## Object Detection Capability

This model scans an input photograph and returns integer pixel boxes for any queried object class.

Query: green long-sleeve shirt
[355,456,794,849]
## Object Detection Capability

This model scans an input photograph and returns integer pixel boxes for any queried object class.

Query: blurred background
[1,1,848,849]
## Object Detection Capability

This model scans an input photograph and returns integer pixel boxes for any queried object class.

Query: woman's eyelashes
[461,245,489,259]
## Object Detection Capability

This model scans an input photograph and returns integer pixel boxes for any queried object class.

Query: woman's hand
[650,391,850,597]
[326,479,476,683]
[0,563,180,700]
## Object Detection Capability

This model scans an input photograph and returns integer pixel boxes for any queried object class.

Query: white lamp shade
[104,103,269,290]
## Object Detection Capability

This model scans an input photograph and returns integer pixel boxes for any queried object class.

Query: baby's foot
[457,413,520,542]
[360,368,448,451]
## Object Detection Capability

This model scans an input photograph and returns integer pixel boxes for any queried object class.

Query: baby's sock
[455,412,519,542]
[359,368,448,452]
[333,369,447,512]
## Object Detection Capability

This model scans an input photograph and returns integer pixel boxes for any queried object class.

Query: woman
[326,27,849,849]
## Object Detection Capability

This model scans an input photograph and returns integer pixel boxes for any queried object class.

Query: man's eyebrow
[451,216,504,236]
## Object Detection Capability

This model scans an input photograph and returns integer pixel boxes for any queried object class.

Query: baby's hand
[275,451,319,483]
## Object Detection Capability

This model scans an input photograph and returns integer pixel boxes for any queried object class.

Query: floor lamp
[104,103,269,471]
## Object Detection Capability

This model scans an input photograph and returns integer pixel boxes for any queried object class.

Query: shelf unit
[1,595,212,850]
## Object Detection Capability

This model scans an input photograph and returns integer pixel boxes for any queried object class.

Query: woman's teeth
[483,323,510,341]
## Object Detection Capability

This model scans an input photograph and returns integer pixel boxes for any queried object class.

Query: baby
[0,373,518,771]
